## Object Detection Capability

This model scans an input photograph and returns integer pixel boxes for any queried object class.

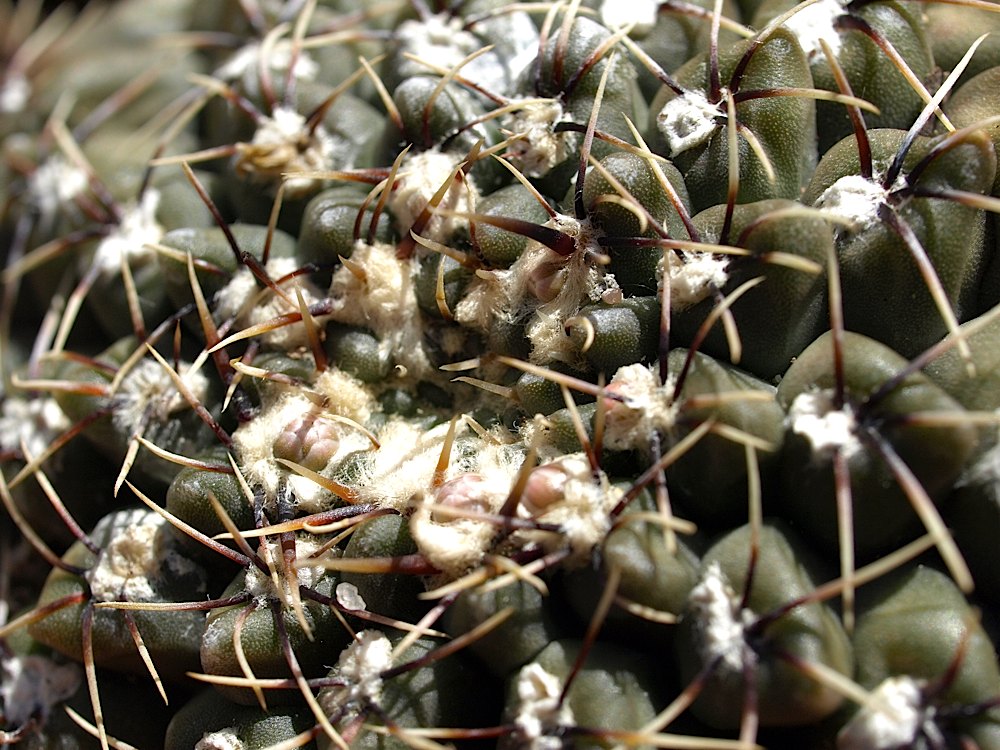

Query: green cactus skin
[499,639,665,750]
[846,565,1000,749]
[675,521,853,730]
[4,1,1000,748]
[752,0,935,151]
[777,330,980,561]
[671,198,831,380]
[562,487,701,642]
[804,128,997,359]
[166,689,317,750]
[652,26,817,211]
[28,509,209,682]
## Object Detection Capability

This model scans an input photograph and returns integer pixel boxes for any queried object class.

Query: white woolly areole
[348,419,454,510]
[814,174,888,233]
[602,364,679,452]
[453,212,610,344]
[504,101,577,178]
[688,562,755,673]
[453,265,511,335]
[92,189,163,277]
[660,250,730,311]
[323,630,394,716]
[327,242,414,330]
[216,41,318,84]
[409,453,519,577]
[345,419,522,575]
[327,241,434,379]
[0,71,30,113]
[396,14,509,93]
[215,256,327,350]
[782,0,847,57]
[27,156,89,222]
[213,267,258,323]
[336,582,367,611]
[514,454,620,566]
[84,508,200,602]
[236,106,338,197]
[244,538,326,601]
[0,652,81,728]
[837,676,927,750]
[388,149,478,243]
[314,367,378,420]
[523,215,619,366]
[233,392,317,504]
[601,0,660,34]
[657,90,721,157]
[0,396,69,461]
[789,390,861,458]
[111,357,209,438]
[232,373,375,511]
[393,429,523,576]
[410,502,501,579]
[195,729,245,750]
[539,470,617,562]
[535,215,611,306]
[511,663,575,750]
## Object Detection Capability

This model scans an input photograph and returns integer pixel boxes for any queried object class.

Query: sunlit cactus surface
[4,0,1000,748]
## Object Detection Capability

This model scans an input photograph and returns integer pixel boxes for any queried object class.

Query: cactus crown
[3,0,1000,748]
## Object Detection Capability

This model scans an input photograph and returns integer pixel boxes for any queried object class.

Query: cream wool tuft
[409,445,521,577]
[0,395,70,463]
[815,173,889,234]
[110,357,210,439]
[657,90,721,157]
[510,662,575,750]
[231,378,375,513]
[195,730,245,750]
[600,0,659,34]
[26,155,89,224]
[602,363,680,452]
[688,562,756,674]
[396,14,511,94]
[327,241,436,380]
[504,100,578,178]
[235,106,341,197]
[837,676,928,750]
[91,189,163,278]
[457,214,618,367]
[513,454,620,565]
[782,0,848,58]
[321,630,394,719]
[350,419,522,509]
[346,419,456,511]
[215,255,329,351]
[523,215,619,365]
[789,390,862,458]
[349,421,524,575]
[660,249,731,311]
[84,508,201,603]
[387,149,479,243]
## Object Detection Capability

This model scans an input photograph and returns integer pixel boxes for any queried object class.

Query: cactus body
[3,1,1000,748]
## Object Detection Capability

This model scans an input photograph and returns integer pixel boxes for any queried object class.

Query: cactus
[3,0,1000,748]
